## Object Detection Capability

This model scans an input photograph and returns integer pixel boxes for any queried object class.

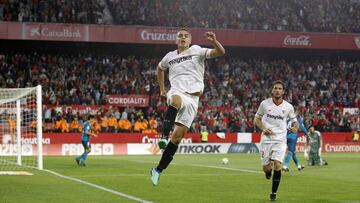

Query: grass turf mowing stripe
[43,169,153,203]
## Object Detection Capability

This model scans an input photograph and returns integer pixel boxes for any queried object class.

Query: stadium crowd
[0,52,359,133]
[1,0,359,33]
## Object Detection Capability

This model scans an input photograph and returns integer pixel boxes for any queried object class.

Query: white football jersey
[159,45,211,94]
[255,98,297,143]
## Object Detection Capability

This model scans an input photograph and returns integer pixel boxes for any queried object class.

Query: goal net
[0,86,43,170]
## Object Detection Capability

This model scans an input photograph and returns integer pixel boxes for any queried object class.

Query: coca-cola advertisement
[1,22,360,50]
[283,35,311,47]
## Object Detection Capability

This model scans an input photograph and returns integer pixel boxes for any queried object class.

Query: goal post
[0,85,43,170]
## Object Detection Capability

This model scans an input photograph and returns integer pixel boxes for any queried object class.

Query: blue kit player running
[76,115,97,166]
[282,114,308,172]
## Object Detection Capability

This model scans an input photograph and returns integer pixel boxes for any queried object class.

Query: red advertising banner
[42,132,355,145]
[252,132,354,143]
[42,132,238,144]
[1,22,360,50]
[1,132,357,156]
[107,95,149,107]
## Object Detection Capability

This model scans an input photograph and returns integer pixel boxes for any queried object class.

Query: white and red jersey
[255,98,297,143]
[158,45,212,94]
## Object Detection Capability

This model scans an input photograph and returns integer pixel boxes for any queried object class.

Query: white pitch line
[72,173,251,178]
[43,169,153,203]
[185,163,263,174]
[132,160,263,174]
[3,161,153,203]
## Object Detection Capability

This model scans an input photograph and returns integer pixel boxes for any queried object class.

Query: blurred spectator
[0,51,359,132]
[2,0,359,33]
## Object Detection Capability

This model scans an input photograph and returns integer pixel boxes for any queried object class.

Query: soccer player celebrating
[282,112,308,172]
[150,28,225,186]
[76,115,97,166]
[254,80,298,201]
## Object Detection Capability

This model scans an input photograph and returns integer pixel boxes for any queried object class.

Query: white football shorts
[167,89,199,128]
[259,142,287,166]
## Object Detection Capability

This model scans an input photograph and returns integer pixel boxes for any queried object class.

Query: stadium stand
[1,0,359,33]
[0,50,358,133]
[0,0,359,134]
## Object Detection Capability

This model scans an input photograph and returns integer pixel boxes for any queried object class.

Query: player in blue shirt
[76,115,97,167]
[282,114,308,172]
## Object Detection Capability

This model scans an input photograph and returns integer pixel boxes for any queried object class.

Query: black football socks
[156,141,178,172]
[272,170,282,194]
[161,105,178,139]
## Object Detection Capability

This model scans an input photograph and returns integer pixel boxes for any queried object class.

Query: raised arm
[204,32,225,58]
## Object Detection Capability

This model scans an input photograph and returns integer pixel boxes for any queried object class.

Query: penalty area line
[43,169,153,203]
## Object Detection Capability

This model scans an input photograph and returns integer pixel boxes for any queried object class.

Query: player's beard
[274,95,282,100]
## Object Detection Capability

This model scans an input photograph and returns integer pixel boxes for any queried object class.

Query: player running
[254,80,298,201]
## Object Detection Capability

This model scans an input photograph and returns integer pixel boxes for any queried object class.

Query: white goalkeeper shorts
[259,142,287,166]
[167,89,199,128]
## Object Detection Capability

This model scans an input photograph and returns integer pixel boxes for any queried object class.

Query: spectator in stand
[70,117,81,133]
[118,117,132,132]
[107,114,118,133]
[30,119,37,133]
[90,116,101,134]
[148,115,158,133]
[100,115,108,132]
[60,117,69,133]
[7,115,16,143]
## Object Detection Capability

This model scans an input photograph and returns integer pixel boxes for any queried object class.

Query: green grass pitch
[0,153,359,203]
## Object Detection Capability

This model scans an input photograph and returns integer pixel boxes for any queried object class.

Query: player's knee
[171,134,184,144]
[86,148,91,153]
[274,161,282,170]
[171,125,187,144]
[263,164,271,172]
[169,95,182,109]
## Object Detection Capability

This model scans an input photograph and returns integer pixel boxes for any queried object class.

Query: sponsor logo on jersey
[168,56,192,65]
[266,113,284,120]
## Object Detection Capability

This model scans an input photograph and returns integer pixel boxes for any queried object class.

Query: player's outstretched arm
[204,31,225,58]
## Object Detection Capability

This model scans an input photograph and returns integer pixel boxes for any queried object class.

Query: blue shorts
[286,137,297,152]
[82,141,91,150]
